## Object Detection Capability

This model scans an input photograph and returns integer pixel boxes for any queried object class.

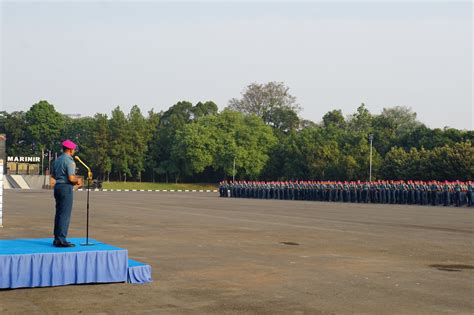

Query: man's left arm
[67,162,83,187]
[50,161,56,179]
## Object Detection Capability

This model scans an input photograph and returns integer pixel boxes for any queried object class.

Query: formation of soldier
[218,180,474,207]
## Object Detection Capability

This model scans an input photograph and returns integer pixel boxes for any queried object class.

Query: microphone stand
[75,156,95,246]
[83,175,93,246]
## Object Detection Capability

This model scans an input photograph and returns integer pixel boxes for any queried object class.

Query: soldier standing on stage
[51,140,83,247]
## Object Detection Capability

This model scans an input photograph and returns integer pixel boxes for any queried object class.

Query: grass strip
[101,182,217,191]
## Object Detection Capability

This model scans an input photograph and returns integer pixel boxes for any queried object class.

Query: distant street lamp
[41,148,44,175]
[368,134,374,182]
[232,157,236,183]
[48,150,51,174]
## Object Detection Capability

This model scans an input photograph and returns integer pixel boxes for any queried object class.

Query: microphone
[75,156,93,180]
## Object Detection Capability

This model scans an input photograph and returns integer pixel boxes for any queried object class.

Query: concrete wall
[23,175,50,189]
[3,175,50,190]
[10,175,30,189]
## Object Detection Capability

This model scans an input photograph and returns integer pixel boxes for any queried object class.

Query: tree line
[1,82,473,182]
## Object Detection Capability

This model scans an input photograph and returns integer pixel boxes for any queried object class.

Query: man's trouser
[54,183,74,243]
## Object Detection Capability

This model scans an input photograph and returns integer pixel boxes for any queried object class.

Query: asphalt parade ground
[1,190,473,314]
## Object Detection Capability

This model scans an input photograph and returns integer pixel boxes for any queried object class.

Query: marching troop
[219,180,474,207]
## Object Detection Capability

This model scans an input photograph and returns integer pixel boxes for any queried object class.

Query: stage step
[128,259,153,284]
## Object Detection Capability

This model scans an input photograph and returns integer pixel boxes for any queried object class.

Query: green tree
[152,101,194,182]
[380,147,409,180]
[144,110,161,182]
[337,155,358,180]
[347,103,372,135]
[2,100,471,183]
[278,126,342,180]
[231,113,277,178]
[343,135,382,180]
[322,109,345,129]
[429,142,474,180]
[109,106,131,181]
[378,106,421,134]
[0,111,30,155]
[25,100,65,153]
[174,110,277,180]
[151,101,218,182]
[91,114,112,181]
[280,127,320,179]
[128,105,150,181]
[192,101,218,119]
[372,106,423,154]
[172,120,216,177]
[228,82,301,131]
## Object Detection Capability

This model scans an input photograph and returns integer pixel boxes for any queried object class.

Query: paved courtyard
[1,189,473,314]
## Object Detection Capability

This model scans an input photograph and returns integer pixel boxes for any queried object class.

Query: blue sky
[1,1,472,129]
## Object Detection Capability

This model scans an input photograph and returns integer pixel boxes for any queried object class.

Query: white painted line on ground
[77,188,218,193]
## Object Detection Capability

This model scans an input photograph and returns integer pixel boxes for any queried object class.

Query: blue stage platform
[0,238,152,289]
